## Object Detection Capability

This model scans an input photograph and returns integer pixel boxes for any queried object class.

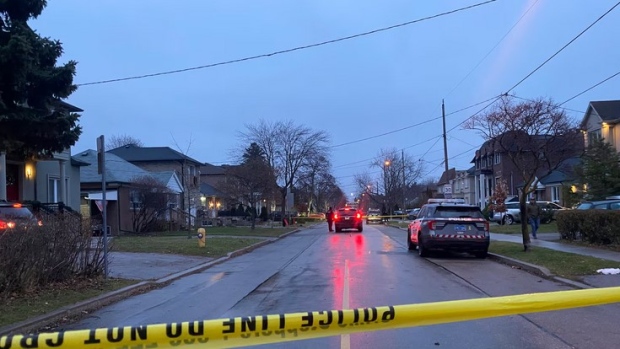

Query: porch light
[25,165,33,179]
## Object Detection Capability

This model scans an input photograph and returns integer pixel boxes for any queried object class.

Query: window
[48,177,69,203]
[550,186,560,202]
[588,129,602,146]
[495,153,501,164]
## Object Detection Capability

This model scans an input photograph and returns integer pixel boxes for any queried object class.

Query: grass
[0,278,137,327]
[491,221,559,235]
[489,241,619,278]
[113,236,265,257]
[141,226,299,238]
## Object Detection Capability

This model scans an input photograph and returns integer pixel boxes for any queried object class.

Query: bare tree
[464,96,582,249]
[130,176,170,233]
[220,143,277,229]
[296,155,333,214]
[353,148,424,214]
[241,119,330,218]
[106,134,144,150]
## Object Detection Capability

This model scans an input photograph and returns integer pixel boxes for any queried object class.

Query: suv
[576,200,620,210]
[0,202,40,234]
[407,199,489,258]
[492,201,566,225]
[334,207,363,232]
[366,209,382,224]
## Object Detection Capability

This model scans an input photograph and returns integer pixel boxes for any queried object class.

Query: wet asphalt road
[66,224,620,348]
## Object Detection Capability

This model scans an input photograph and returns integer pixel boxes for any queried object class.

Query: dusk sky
[31,0,620,195]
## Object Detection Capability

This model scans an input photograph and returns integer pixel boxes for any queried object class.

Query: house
[108,145,203,226]
[471,131,583,209]
[580,100,620,150]
[450,167,476,205]
[436,168,456,198]
[0,102,84,211]
[74,149,183,234]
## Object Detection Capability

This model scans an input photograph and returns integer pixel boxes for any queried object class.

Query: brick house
[470,131,583,209]
[74,149,182,234]
[108,145,202,227]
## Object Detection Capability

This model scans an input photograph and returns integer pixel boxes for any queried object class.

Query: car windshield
[434,206,484,218]
[0,207,35,219]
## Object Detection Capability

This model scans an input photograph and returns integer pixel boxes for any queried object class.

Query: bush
[0,214,107,296]
[294,217,323,224]
[556,210,620,244]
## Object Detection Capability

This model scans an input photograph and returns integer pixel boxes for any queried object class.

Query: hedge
[556,210,620,245]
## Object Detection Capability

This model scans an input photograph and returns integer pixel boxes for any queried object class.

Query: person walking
[326,207,334,232]
[526,197,541,239]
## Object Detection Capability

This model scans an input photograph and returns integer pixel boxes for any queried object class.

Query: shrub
[556,210,620,244]
[294,217,323,224]
[0,214,107,296]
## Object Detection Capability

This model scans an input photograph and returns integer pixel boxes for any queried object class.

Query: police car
[406,198,490,258]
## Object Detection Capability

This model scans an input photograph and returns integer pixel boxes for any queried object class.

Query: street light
[384,160,391,214]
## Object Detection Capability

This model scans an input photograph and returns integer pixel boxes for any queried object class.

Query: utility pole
[96,136,109,279]
[402,149,406,211]
[442,99,449,173]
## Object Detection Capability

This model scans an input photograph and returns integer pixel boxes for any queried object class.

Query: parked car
[406,208,420,220]
[576,200,620,210]
[366,209,383,224]
[334,207,363,232]
[0,202,41,234]
[492,201,567,225]
[407,198,490,258]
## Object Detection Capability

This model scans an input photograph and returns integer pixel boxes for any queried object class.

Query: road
[66,223,620,348]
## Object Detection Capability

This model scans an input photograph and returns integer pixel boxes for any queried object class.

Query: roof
[200,182,225,197]
[73,149,152,184]
[151,171,183,194]
[108,144,203,165]
[201,162,227,175]
[539,157,582,185]
[57,100,83,113]
[590,100,620,122]
[437,168,456,185]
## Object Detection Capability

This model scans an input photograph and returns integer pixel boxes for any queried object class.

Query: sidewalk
[491,232,620,288]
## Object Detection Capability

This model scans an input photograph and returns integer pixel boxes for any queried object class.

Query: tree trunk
[250,205,256,230]
[520,194,530,250]
[280,188,287,226]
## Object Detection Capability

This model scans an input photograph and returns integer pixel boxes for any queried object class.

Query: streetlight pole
[384,160,391,214]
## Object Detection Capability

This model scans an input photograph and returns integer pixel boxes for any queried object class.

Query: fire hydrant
[197,228,206,248]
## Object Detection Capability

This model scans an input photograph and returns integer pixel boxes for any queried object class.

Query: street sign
[443,185,452,199]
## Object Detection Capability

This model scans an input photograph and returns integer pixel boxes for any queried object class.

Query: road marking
[341,259,350,349]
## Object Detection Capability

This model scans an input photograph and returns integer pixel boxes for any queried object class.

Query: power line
[509,94,586,114]
[76,0,498,87]
[331,95,500,149]
[559,70,620,106]
[505,1,620,94]
[444,0,540,98]
[446,95,503,134]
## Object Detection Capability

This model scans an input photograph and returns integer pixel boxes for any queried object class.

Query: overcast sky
[31,0,620,195]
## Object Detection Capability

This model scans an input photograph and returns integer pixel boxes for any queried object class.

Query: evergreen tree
[0,0,81,158]
[576,138,620,200]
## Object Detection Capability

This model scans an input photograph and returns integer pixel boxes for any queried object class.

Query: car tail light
[333,213,339,220]
[0,220,7,230]
[427,220,435,230]
[12,203,22,208]
[356,212,361,219]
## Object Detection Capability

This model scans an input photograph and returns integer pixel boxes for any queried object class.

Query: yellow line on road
[341,259,350,349]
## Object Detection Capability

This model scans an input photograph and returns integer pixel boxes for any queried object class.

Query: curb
[0,227,303,336]
[388,224,595,290]
[488,253,593,289]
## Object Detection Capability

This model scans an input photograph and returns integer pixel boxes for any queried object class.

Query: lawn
[0,279,137,328]
[143,226,299,238]
[112,235,266,257]
[489,241,618,278]
[490,221,559,235]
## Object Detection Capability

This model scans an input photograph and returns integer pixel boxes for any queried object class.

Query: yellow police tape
[2,287,620,348]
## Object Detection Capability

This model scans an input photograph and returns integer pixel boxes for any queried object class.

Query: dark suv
[407,199,490,258]
[334,207,363,232]
[0,202,40,234]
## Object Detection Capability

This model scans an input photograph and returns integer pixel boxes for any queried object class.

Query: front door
[6,164,19,202]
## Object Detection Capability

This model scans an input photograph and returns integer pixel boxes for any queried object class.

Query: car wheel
[503,215,514,225]
[407,231,416,251]
[474,250,488,259]
[417,233,429,257]
[358,226,363,232]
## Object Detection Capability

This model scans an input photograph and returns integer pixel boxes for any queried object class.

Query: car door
[409,206,429,243]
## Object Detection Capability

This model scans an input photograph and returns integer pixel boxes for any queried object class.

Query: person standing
[526,198,541,239]
[326,207,334,232]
